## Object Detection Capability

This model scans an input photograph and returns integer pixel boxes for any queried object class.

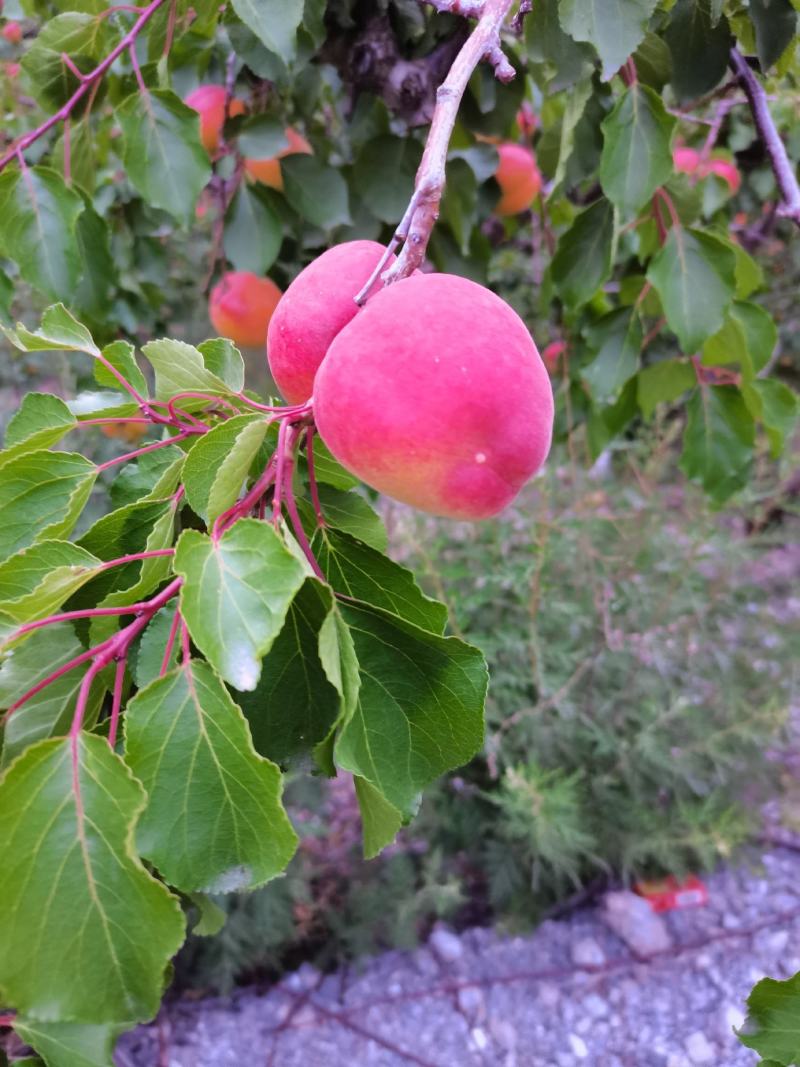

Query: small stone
[685,1031,715,1064]
[537,981,561,1008]
[754,928,789,957]
[489,1017,517,1051]
[722,1004,745,1036]
[470,1026,488,1051]
[571,937,606,968]
[412,948,439,977]
[283,962,319,993]
[429,926,463,965]
[601,890,673,957]
[583,993,609,1019]
[569,1033,589,1059]
[457,985,486,1023]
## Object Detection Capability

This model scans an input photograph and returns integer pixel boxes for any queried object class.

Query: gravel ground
[118,846,800,1067]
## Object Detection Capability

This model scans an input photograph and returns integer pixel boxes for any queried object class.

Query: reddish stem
[272,420,293,525]
[0,0,169,174]
[107,656,127,748]
[61,52,86,84]
[128,42,148,96]
[5,645,106,720]
[63,116,72,184]
[213,454,277,538]
[96,431,192,473]
[305,427,326,527]
[284,472,324,580]
[169,391,241,416]
[654,187,681,231]
[181,618,191,663]
[160,606,181,676]
[652,194,668,244]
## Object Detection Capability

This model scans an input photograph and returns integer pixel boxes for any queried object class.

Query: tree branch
[729,47,800,228]
[356,0,516,298]
[0,0,168,174]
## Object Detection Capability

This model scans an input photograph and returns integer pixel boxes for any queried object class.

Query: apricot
[209,271,282,349]
[244,127,312,191]
[2,21,21,44]
[542,340,567,375]
[494,143,542,216]
[313,273,553,520]
[185,85,246,156]
[267,241,395,405]
[673,146,701,175]
[100,421,148,444]
[673,146,741,194]
[706,157,741,195]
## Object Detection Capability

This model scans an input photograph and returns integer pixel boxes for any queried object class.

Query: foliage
[739,972,800,1065]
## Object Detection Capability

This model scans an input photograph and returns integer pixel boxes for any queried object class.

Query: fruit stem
[305,427,326,527]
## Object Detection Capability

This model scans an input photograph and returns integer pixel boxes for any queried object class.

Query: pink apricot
[673,146,701,175]
[706,158,741,195]
[542,340,567,375]
[494,143,542,216]
[185,85,246,156]
[314,273,553,520]
[2,20,21,44]
[267,241,396,405]
[209,271,282,349]
[244,127,312,191]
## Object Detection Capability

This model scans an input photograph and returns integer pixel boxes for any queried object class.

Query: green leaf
[74,200,115,317]
[305,434,360,490]
[680,386,754,501]
[739,973,800,1064]
[281,155,351,230]
[0,734,185,1022]
[0,167,84,300]
[181,414,268,524]
[174,521,307,691]
[6,303,99,356]
[224,185,283,275]
[599,84,676,218]
[558,0,658,80]
[665,0,732,101]
[141,338,237,400]
[730,240,765,299]
[525,0,594,90]
[2,394,76,463]
[442,158,479,255]
[109,449,185,510]
[355,775,402,859]
[742,379,798,458]
[124,659,297,893]
[131,605,179,689]
[0,540,101,622]
[229,0,304,61]
[116,90,211,227]
[637,360,695,417]
[581,308,642,402]
[197,338,246,393]
[647,228,736,352]
[314,486,388,553]
[632,32,673,90]
[702,300,776,378]
[334,603,487,816]
[551,200,615,308]
[354,136,420,224]
[0,624,104,768]
[13,1018,125,1067]
[19,12,108,113]
[237,116,289,158]
[551,78,593,192]
[235,578,341,765]
[96,340,147,397]
[749,0,797,71]
[0,450,96,560]
[312,527,448,634]
[189,893,227,937]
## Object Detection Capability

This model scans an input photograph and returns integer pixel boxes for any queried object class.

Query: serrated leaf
[647,227,736,352]
[0,624,104,768]
[680,386,754,501]
[181,415,268,524]
[131,604,179,689]
[0,450,96,560]
[142,338,237,400]
[665,0,732,101]
[281,155,351,230]
[1,394,76,465]
[224,185,283,275]
[742,379,798,458]
[0,540,102,622]
[314,486,387,553]
[354,775,402,859]
[124,659,297,893]
[581,308,642,402]
[109,448,185,510]
[189,893,227,937]
[6,303,99,356]
[702,300,776,378]
[116,90,211,227]
[13,1018,125,1067]
[230,0,304,61]
[0,167,84,300]
[551,199,615,308]
[235,578,341,764]
[637,360,695,416]
[0,734,185,1022]
[749,0,797,71]
[197,338,246,393]
[599,84,676,218]
[353,136,420,224]
[558,0,658,79]
[551,78,593,192]
[95,340,147,397]
[174,521,307,691]
[74,200,115,317]
[334,603,487,816]
[305,434,360,490]
[312,527,447,634]
[739,973,800,1064]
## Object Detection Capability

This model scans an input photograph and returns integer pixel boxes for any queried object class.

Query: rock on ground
[118,848,800,1067]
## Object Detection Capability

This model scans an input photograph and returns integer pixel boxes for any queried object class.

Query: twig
[357,0,516,296]
[729,47,800,228]
[0,0,169,174]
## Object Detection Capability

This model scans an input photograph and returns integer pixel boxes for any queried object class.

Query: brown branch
[356,0,517,299]
[729,47,800,228]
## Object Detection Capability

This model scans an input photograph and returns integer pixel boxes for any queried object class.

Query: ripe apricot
[209,271,282,349]
[314,272,553,520]
[673,146,741,194]
[706,157,741,195]
[100,421,148,444]
[267,241,395,405]
[185,85,246,156]
[673,146,701,175]
[244,127,312,191]
[2,20,22,44]
[494,143,542,216]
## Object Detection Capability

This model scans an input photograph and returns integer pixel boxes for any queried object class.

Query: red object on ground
[634,875,709,913]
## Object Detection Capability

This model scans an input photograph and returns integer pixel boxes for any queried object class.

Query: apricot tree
[0,0,798,1063]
